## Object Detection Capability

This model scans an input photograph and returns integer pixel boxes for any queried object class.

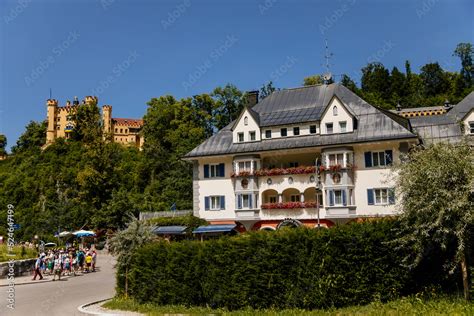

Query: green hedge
[147,214,207,230]
[120,220,453,310]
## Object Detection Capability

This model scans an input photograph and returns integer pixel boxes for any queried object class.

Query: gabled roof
[449,91,474,120]
[184,84,418,158]
[231,105,260,130]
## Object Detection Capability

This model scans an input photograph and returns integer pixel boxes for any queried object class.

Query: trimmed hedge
[120,220,453,310]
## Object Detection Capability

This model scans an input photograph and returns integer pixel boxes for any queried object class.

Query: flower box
[261,201,318,209]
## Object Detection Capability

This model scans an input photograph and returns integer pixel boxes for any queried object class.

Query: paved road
[0,252,116,316]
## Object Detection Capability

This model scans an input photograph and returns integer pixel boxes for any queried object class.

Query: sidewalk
[0,270,81,287]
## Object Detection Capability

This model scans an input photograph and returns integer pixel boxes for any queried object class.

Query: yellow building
[45,96,144,148]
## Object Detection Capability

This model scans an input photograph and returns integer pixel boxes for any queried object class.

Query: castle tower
[102,105,112,135]
[46,99,58,144]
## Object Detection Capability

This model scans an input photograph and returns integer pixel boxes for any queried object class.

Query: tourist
[52,254,62,281]
[91,250,97,272]
[85,251,92,273]
[32,254,43,281]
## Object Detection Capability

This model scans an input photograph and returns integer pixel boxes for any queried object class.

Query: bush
[119,220,453,310]
[148,214,207,230]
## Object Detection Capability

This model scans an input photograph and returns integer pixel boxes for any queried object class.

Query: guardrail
[139,210,193,220]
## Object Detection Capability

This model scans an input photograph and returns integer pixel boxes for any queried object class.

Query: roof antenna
[322,39,333,84]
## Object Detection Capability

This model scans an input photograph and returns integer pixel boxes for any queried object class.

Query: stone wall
[0,258,36,277]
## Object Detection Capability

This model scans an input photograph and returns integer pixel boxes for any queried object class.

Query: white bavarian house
[184,84,474,232]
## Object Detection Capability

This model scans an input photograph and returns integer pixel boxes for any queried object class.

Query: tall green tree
[259,81,278,99]
[340,74,358,93]
[454,42,474,87]
[303,75,323,86]
[394,142,474,300]
[0,135,6,156]
[70,100,103,144]
[212,84,246,129]
[11,121,46,153]
[419,62,450,97]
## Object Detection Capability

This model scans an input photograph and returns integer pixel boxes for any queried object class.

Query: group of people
[32,248,97,281]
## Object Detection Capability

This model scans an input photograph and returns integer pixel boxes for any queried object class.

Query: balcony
[261,201,319,210]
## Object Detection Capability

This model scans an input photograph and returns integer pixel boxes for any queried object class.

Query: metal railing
[139,210,193,220]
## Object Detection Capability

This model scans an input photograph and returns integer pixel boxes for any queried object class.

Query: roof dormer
[232,107,261,143]
[320,96,355,135]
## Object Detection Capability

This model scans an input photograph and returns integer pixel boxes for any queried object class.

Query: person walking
[32,254,43,280]
[91,250,97,272]
[52,254,62,281]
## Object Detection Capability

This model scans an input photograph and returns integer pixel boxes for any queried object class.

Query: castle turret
[102,105,112,135]
[46,99,58,144]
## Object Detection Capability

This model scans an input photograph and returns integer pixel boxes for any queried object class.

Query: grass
[103,296,474,315]
[0,245,38,262]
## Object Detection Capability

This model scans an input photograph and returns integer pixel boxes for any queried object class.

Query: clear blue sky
[1,0,473,151]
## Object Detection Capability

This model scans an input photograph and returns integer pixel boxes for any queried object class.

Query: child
[85,252,92,273]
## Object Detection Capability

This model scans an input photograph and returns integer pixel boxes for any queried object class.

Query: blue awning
[153,226,187,235]
[192,224,237,234]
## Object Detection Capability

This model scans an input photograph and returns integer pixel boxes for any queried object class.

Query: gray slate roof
[185,84,418,158]
[408,92,474,145]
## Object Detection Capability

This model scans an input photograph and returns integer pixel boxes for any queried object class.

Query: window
[205,196,225,211]
[364,150,393,167]
[469,122,474,134]
[293,127,300,136]
[367,188,395,205]
[115,128,118,132]
[333,106,338,116]
[290,195,300,202]
[120,128,123,133]
[334,190,343,205]
[238,160,253,172]
[289,162,299,168]
[339,121,347,133]
[249,131,256,141]
[328,153,344,166]
[309,125,317,134]
[269,196,277,203]
[244,116,248,126]
[204,163,225,178]
[237,132,244,142]
[326,123,333,134]
[374,189,388,205]
[56,126,60,130]
[327,189,347,206]
[237,193,254,209]
[265,130,272,138]
[281,128,287,137]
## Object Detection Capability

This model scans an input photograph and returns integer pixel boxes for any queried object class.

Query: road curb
[77,298,115,315]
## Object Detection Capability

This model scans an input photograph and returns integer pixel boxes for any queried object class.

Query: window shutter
[249,194,253,209]
[367,189,374,205]
[220,196,225,210]
[204,196,210,210]
[388,188,395,205]
[218,163,225,177]
[329,190,334,206]
[204,164,209,178]
[237,194,242,209]
[385,150,393,165]
[342,190,347,206]
[364,152,372,168]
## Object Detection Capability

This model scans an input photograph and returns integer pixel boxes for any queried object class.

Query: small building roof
[112,118,144,128]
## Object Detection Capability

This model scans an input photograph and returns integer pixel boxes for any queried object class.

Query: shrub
[120,219,455,310]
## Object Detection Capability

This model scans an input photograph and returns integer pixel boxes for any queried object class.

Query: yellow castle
[45,96,144,148]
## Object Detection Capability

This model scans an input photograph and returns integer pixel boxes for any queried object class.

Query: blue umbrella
[72,230,96,237]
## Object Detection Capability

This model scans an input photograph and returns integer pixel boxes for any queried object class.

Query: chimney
[73,96,79,106]
[246,90,259,107]
[396,102,402,112]
[444,99,450,108]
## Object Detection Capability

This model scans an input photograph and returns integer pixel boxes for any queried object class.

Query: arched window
[333,106,338,116]
[244,116,248,125]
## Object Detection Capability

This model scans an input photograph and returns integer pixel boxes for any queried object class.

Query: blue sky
[0,0,473,150]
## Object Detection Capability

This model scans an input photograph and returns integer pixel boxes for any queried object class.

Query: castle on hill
[45,96,144,148]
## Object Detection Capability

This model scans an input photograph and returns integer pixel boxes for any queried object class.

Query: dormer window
[249,131,256,141]
[333,106,338,116]
[238,132,244,142]
[339,121,347,133]
[326,123,333,134]
[244,116,248,126]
